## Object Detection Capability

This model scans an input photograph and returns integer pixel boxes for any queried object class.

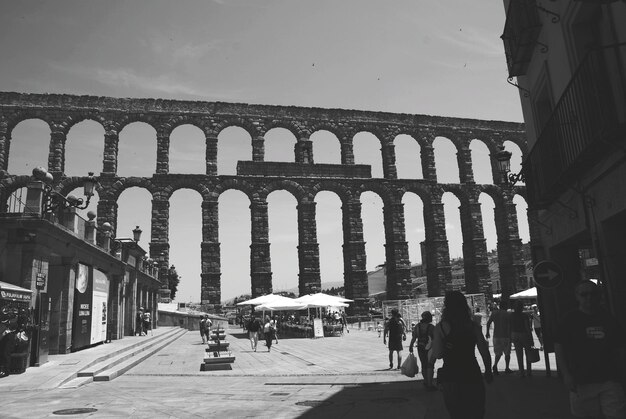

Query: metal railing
[502,0,543,77]
[525,43,626,206]
[4,187,27,214]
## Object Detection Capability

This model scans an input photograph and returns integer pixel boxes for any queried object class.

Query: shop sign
[36,273,47,290]
[0,289,31,302]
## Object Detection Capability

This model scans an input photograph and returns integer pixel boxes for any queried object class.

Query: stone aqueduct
[0,92,527,313]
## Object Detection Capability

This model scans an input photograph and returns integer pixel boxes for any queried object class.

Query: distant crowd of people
[379,280,625,419]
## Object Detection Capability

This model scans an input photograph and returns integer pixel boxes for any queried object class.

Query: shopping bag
[400,353,419,377]
[528,347,540,363]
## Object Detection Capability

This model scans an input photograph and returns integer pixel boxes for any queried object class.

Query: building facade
[0,180,160,371]
[501,0,626,355]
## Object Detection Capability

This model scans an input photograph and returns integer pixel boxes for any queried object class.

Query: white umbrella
[295,293,350,308]
[509,287,537,299]
[236,294,281,306]
[255,299,307,311]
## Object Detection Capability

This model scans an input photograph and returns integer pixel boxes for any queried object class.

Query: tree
[168,265,180,300]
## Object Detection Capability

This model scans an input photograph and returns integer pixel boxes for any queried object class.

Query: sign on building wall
[72,263,92,351]
[91,269,109,345]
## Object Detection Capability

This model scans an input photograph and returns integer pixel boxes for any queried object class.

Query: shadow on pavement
[296,375,575,419]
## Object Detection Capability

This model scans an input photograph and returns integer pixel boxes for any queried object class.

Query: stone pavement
[0,324,576,418]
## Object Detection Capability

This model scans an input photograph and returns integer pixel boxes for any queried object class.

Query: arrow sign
[533,260,563,288]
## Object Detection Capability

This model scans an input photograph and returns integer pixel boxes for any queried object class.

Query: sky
[0,0,528,303]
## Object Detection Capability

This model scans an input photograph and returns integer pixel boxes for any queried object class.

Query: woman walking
[510,300,534,377]
[264,316,275,352]
[409,311,436,390]
[430,291,493,419]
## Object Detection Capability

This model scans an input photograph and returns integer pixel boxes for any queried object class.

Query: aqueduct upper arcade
[0,92,527,312]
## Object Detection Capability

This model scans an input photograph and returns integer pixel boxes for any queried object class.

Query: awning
[0,281,33,302]
[509,287,537,300]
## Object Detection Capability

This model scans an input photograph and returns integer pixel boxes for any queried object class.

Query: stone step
[92,329,187,382]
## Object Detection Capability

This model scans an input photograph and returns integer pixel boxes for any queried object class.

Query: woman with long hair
[430,291,493,419]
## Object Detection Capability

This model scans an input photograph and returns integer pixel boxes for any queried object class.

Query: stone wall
[0,92,528,313]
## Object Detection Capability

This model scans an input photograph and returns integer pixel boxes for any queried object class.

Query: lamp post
[495,146,525,187]
[132,226,142,243]
[30,167,98,213]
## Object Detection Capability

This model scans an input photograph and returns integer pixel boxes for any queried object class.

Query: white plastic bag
[400,353,419,377]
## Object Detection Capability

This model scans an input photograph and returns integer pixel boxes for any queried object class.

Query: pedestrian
[383,308,406,370]
[509,300,533,377]
[554,280,626,419]
[263,316,275,352]
[377,321,383,338]
[530,304,543,350]
[136,308,144,336]
[429,291,493,419]
[409,311,436,390]
[247,313,262,352]
[341,311,349,334]
[485,300,513,375]
[200,314,212,344]
[142,310,152,336]
[270,316,278,344]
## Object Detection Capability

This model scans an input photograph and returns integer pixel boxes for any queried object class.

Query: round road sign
[533,260,563,288]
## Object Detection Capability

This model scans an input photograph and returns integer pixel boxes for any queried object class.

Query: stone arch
[160,115,206,137]
[57,112,108,137]
[0,92,528,310]
[215,117,259,139]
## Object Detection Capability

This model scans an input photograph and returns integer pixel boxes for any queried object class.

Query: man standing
[485,300,513,375]
[554,280,626,419]
[384,308,406,370]
[247,313,262,352]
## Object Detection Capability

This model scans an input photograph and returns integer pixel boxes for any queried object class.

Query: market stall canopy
[295,293,350,308]
[0,281,32,303]
[236,294,283,306]
[509,287,537,299]
[255,299,307,311]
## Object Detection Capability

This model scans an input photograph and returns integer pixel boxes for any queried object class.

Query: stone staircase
[59,327,187,388]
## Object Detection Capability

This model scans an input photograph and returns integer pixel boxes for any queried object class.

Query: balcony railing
[502,0,543,77]
[524,43,626,206]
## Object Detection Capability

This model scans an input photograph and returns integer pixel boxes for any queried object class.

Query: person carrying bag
[429,292,493,419]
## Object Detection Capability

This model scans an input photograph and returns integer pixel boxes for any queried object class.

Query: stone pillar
[381,141,398,180]
[383,201,412,299]
[295,137,314,164]
[96,198,118,244]
[252,135,265,162]
[201,200,221,307]
[421,144,437,182]
[0,123,9,173]
[341,138,355,165]
[459,194,491,296]
[423,193,452,296]
[297,200,321,295]
[48,129,66,175]
[150,198,170,293]
[250,200,272,297]
[342,199,368,314]
[205,133,218,176]
[457,143,475,184]
[102,123,119,175]
[494,189,526,299]
[155,131,169,174]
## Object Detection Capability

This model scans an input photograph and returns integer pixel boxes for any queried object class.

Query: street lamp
[32,167,98,212]
[495,146,525,187]
[132,226,142,243]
